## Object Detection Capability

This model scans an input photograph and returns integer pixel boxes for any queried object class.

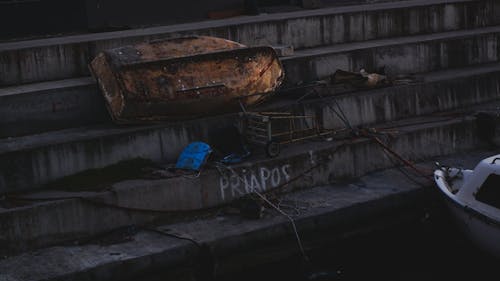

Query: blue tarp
[175,142,212,171]
[220,149,251,164]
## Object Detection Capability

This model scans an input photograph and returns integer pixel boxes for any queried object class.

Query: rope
[302,84,439,186]
[357,129,434,184]
[214,141,349,197]
[326,93,352,130]
[275,89,432,185]
[212,146,350,264]
[373,135,433,176]
[7,139,348,214]
[277,198,308,217]
[253,190,309,262]
[307,87,352,130]
[211,142,347,263]
[383,147,433,188]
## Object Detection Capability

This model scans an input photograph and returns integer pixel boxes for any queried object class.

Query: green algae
[44,158,160,192]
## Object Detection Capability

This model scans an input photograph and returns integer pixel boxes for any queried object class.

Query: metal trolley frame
[239,111,335,157]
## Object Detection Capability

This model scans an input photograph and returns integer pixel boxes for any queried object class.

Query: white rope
[214,162,309,261]
[252,190,309,261]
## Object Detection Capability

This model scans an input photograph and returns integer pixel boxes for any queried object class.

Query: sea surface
[218,203,498,281]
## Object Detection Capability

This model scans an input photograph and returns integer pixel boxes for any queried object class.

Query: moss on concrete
[44,158,159,192]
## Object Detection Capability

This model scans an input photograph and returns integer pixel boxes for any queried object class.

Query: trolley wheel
[265,141,280,158]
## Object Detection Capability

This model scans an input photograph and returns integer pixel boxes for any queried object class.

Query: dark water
[218,204,498,281]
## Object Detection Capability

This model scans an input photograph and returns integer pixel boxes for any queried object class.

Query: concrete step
[0,174,431,281]
[3,32,500,138]
[1,148,493,281]
[1,139,491,281]
[0,77,109,137]
[0,113,494,259]
[1,62,499,192]
[291,62,500,128]
[281,25,500,85]
[1,0,498,86]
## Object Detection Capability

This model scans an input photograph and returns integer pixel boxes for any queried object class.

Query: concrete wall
[2,31,500,138]
[0,115,483,256]
[0,0,88,40]
[1,0,499,86]
[0,78,108,137]
[0,116,235,194]
[315,69,500,128]
[281,29,500,85]
[85,0,246,29]
[0,66,499,193]
[0,0,246,40]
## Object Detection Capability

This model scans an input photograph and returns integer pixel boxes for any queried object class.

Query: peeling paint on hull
[89,36,284,123]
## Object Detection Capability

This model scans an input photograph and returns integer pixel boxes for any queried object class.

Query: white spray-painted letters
[219,164,291,200]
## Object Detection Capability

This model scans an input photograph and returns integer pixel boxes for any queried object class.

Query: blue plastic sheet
[220,149,251,164]
[175,142,212,171]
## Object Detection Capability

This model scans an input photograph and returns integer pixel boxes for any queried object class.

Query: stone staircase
[1,0,499,268]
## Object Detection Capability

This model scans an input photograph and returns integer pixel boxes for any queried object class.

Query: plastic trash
[175,142,212,171]
[220,149,251,164]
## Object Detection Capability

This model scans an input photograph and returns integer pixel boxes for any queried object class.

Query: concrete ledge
[0,78,108,137]
[281,26,500,84]
[0,62,499,191]
[0,116,236,194]
[0,149,494,281]
[0,113,492,255]
[2,56,500,139]
[0,231,198,281]
[306,62,500,129]
[1,0,498,86]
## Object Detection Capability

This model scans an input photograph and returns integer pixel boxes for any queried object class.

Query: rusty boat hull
[89,36,284,123]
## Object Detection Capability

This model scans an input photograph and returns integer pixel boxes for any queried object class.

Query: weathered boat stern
[89,36,285,123]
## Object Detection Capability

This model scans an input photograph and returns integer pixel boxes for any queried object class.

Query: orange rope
[372,135,433,177]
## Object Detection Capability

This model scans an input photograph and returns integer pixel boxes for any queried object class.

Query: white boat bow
[434,155,500,258]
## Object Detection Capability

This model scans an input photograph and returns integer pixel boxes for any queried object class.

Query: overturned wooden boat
[89,36,285,123]
[434,155,500,258]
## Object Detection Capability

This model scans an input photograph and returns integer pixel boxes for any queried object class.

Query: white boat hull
[434,168,500,258]
[444,197,500,258]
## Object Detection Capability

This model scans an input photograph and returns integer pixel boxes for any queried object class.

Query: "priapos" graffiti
[219,164,291,200]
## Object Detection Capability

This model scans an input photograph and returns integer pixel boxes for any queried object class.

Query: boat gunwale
[107,45,283,71]
[434,169,500,228]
